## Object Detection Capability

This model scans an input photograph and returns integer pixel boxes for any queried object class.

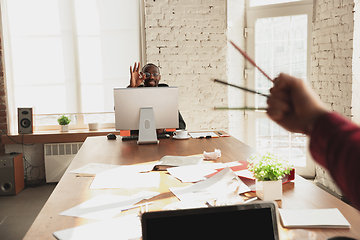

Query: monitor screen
[114,87,179,131]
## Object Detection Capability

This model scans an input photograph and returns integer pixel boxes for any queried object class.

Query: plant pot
[256,179,282,201]
[61,125,69,132]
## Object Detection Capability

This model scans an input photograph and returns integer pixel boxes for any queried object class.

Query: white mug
[173,130,188,138]
[88,123,98,131]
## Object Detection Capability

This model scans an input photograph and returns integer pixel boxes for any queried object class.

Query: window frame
[245,0,315,177]
[0,0,145,133]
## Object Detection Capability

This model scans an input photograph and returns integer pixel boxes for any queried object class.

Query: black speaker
[0,153,24,196]
[18,108,33,134]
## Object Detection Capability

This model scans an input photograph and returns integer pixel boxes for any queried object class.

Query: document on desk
[53,214,141,240]
[167,162,224,183]
[170,167,251,202]
[279,208,351,228]
[89,165,160,189]
[68,163,120,177]
[59,191,159,220]
[188,132,219,138]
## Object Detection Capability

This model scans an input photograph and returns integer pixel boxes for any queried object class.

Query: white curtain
[1,0,143,132]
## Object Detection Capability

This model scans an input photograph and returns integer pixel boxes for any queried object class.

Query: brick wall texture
[143,0,229,131]
[311,0,355,118]
[312,0,356,196]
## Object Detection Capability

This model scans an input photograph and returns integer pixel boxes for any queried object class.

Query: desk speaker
[18,108,33,134]
[0,153,24,196]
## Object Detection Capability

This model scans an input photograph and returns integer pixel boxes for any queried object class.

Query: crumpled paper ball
[203,149,221,160]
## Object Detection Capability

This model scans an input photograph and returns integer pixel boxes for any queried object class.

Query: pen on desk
[197,135,218,139]
[217,132,230,137]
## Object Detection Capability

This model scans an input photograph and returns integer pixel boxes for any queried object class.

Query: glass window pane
[254,14,307,167]
[84,113,115,124]
[255,118,306,167]
[255,14,307,108]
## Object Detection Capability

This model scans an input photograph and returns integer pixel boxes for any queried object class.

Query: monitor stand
[137,107,159,145]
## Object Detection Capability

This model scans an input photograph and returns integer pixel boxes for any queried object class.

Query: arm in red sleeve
[310,112,360,209]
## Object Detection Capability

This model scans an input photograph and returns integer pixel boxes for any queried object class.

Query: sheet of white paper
[69,163,120,176]
[170,167,251,202]
[90,166,160,189]
[188,132,218,138]
[279,208,351,228]
[221,161,243,168]
[59,191,159,220]
[167,163,223,183]
[234,169,255,180]
[53,214,141,240]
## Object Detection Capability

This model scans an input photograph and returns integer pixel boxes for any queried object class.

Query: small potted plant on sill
[57,115,71,132]
[248,152,292,201]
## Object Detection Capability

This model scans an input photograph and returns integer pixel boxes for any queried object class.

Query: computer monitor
[114,87,179,144]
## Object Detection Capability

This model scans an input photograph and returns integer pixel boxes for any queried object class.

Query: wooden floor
[0,183,56,240]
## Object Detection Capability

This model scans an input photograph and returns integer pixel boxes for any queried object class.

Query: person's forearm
[310,112,360,209]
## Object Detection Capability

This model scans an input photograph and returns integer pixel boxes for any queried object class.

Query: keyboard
[122,133,172,141]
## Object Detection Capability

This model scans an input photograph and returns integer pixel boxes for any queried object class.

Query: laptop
[141,202,279,240]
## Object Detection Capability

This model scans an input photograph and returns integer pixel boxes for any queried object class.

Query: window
[1,0,144,132]
[246,0,315,177]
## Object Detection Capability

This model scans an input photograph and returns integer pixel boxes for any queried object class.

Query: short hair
[142,63,160,74]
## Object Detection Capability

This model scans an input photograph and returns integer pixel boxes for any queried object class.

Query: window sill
[1,128,119,145]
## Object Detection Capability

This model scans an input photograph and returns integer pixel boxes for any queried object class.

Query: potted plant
[248,152,292,201]
[57,115,71,132]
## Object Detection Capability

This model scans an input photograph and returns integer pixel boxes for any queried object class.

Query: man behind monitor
[128,62,186,130]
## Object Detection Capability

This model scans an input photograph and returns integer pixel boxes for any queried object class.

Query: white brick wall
[144,0,229,132]
[311,0,355,118]
[312,0,356,197]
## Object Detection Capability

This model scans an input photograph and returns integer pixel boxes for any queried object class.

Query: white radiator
[44,142,83,183]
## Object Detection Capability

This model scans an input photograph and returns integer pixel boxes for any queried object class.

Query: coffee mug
[173,130,188,138]
[88,123,98,131]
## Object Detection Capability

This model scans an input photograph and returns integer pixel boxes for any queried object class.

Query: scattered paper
[162,201,208,210]
[90,166,160,189]
[188,132,219,138]
[234,169,255,180]
[68,163,120,177]
[153,155,204,170]
[170,167,251,202]
[53,214,141,240]
[167,163,223,183]
[203,149,221,160]
[59,191,159,220]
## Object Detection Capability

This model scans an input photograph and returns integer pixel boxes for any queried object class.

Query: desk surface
[24,135,360,240]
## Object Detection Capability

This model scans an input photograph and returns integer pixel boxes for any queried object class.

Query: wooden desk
[24,136,360,240]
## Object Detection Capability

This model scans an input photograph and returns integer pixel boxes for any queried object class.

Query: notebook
[279,208,351,228]
[141,202,280,240]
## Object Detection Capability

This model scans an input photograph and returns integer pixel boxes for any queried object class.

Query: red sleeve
[310,112,360,209]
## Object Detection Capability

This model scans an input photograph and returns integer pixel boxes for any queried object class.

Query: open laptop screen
[141,202,279,240]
